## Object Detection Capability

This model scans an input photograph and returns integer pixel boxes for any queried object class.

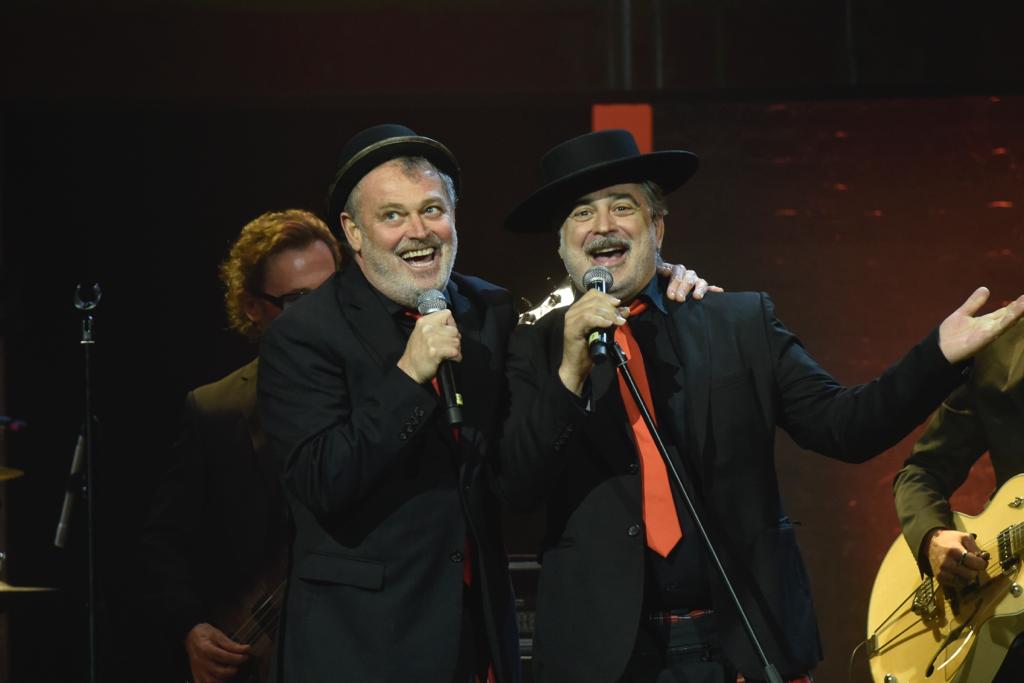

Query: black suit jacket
[500,290,964,682]
[259,265,519,683]
[141,359,286,680]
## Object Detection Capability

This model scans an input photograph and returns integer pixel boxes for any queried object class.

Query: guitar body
[867,474,1024,683]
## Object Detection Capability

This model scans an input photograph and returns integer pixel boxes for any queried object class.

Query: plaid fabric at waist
[646,608,714,624]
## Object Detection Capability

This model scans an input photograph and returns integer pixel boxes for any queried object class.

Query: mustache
[395,235,444,254]
[584,236,631,256]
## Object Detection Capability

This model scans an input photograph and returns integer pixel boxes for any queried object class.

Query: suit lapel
[669,300,711,459]
[239,358,281,502]
[445,278,493,461]
[240,359,263,455]
[336,266,407,370]
[584,330,636,470]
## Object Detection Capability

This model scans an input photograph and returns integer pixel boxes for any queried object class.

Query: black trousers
[454,583,491,683]
[617,611,812,683]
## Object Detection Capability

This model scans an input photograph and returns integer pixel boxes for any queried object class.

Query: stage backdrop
[0,94,1021,681]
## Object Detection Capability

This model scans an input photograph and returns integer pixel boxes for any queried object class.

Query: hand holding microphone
[396,289,464,426]
[558,267,628,395]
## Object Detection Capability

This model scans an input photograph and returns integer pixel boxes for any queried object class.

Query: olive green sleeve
[893,381,988,574]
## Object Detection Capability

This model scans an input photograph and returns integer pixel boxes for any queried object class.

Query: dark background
[2,2,1023,682]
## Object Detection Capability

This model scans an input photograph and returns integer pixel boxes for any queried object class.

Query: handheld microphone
[582,266,614,361]
[416,289,464,426]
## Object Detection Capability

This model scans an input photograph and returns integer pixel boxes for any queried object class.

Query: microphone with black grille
[582,266,614,361]
[416,289,464,426]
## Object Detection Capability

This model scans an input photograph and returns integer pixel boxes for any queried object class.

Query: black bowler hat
[326,124,460,234]
[504,129,698,233]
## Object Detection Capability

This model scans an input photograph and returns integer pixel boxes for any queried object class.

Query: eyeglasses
[254,288,312,310]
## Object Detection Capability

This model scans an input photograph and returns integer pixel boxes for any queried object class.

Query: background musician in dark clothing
[141,209,340,683]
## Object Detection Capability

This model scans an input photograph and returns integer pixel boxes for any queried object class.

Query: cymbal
[0,580,56,593]
[0,466,24,481]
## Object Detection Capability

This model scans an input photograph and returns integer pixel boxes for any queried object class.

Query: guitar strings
[233,591,282,643]
[871,528,1020,642]
[234,584,284,642]
[232,581,286,644]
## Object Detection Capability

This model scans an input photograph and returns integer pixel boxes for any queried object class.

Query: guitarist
[140,210,341,683]
[894,318,1024,680]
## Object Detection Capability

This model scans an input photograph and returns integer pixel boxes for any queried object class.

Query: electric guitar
[517,279,574,326]
[866,474,1024,683]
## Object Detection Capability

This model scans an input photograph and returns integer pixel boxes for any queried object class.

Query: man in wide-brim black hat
[498,129,1024,683]
[258,123,521,683]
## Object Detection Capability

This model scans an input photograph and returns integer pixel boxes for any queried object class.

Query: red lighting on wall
[592,103,652,153]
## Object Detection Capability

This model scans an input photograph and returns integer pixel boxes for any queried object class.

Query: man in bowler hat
[499,129,1024,682]
[258,124,520,682]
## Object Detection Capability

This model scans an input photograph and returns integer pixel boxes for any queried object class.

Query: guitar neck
[231,581,286,646]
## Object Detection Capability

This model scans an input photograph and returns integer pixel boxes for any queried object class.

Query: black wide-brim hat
[505,129,698,233]
[326,123,460,234]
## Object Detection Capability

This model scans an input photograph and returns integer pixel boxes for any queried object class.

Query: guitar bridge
[911,579,941,622]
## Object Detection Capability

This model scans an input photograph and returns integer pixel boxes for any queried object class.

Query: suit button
[627,523,641,537]
[627,462,639,474]
[449,551,464,563]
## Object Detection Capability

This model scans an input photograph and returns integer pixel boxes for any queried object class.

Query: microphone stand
[72,283,101,683]
[610,340,784,683]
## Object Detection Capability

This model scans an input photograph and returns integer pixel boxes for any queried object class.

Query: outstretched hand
[938,287,1024,364]
[656,261,724,302]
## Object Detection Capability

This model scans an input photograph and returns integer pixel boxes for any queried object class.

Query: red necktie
[614,300,683,558]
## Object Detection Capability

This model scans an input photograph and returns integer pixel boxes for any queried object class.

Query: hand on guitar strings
[185,622,251,683]
[925,528,991,587]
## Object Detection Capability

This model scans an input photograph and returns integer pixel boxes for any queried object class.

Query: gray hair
[639,180,669,219]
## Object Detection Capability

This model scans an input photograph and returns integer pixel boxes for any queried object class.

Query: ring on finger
[957,549,969,566]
